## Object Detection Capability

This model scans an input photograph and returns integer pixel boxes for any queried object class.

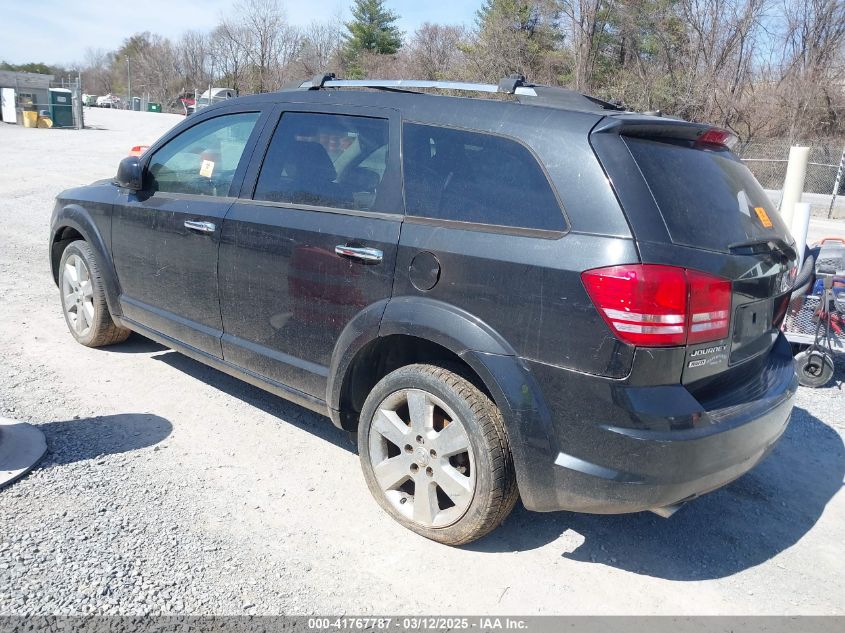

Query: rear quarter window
[625,136,791,252]
[403,122,566,232]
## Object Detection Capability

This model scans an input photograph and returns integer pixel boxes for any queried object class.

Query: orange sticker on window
[754,206,773,228]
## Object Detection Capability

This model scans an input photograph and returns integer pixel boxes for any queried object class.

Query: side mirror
[116,156,143,190]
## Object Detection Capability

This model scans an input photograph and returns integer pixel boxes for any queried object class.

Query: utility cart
[783,237,845,387]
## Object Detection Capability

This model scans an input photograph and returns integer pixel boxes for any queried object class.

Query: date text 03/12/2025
[306,617,529,630]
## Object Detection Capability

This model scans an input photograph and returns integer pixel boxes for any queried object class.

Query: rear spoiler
[592,115,738,149]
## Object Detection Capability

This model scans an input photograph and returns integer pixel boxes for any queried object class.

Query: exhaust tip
[650,503,684,518]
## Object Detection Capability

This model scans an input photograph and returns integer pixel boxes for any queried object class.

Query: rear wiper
[728,237,796,262]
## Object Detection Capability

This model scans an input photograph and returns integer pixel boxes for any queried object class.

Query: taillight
[581,264,732,347]
[695,128,738,150]
[686,270,731,344]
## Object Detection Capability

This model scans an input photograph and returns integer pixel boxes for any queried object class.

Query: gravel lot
[0,108,843,616]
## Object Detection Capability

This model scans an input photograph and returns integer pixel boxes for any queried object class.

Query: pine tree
[469,0,562,83]
[476,0,548,36]
[344,0,403,60]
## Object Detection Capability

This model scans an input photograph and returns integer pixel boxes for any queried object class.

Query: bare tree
[405,23,467,80]
[674,0,767,122]
[131,34,181,106]
[81,48,115,95]
[209,0,303,92]
[236,0,290,92]
[210,21,250,95]
[179,30,210,94]
[298,20,344,76]
[272,23,303,86]
[560,0,613,92]
[776,0,845,140]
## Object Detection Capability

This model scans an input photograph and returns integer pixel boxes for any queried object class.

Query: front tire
[358,364,518,545]
[59,240,130,347]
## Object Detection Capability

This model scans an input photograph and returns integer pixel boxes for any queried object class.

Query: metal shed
[0,70,54,123]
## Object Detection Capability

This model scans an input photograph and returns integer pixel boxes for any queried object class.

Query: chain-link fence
[738,140,844,193]
[738,140,845,219]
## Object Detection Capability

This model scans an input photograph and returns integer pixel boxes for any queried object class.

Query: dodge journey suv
[49,75,798,545]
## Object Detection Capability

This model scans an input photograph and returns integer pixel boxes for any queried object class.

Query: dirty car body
[49,77,798,541]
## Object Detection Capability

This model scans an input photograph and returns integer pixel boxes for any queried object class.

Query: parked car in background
[183,88,236,115]
[95,94,121,108]
[178,96,196,116]
[49,76,799,546]
[82,94,98,107]
[195,87,236,111]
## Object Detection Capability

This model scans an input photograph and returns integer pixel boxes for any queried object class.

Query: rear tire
[59,240,130,348]
[358,363,518,545]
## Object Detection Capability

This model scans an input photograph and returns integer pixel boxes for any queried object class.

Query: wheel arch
[333,333,491,431]
[328,296,516,427]
[50,205,122,317]
[327,297,557,507]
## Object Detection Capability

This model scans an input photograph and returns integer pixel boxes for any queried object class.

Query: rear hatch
[590,116,797,385]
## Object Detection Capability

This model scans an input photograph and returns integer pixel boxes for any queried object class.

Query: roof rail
[297,76,538,97]
[294,74,628,112]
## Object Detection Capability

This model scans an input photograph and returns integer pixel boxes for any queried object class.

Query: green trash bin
[147,103,161,113]
[49,88,74,128]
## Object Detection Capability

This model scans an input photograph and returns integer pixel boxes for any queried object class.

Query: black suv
[49,76,799,545]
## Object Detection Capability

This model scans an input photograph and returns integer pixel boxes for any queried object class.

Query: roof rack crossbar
[297,77,538,97]
[308,73,336,89]
[497,74,526,94]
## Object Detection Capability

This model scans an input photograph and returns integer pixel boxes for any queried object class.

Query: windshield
[624,136,792,253]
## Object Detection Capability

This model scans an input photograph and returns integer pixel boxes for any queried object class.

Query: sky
[0,0,482,66]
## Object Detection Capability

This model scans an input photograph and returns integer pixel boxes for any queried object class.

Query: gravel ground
[0,108,844,616]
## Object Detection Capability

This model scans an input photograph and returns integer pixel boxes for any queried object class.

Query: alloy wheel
[62,253,95,337]
[367,388,476,528]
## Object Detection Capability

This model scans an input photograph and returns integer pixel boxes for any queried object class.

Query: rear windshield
[624,136,791,252]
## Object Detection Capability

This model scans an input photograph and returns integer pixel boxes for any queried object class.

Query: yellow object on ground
[37,115,53,128]
[22,111,38,128]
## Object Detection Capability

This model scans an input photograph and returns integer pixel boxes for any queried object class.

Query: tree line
[4,0,844,144]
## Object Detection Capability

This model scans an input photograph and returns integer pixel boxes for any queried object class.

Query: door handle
[335,245,383,263]
[184,220,216,234]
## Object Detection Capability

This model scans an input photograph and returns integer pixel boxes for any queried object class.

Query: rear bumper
[516,333,798,513]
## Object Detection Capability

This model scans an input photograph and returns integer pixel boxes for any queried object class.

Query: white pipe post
[791,202,811,270]
[779,145,810,228]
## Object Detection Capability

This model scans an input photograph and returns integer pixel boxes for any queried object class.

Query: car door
[111,108,267,357]
[217,104,403,398]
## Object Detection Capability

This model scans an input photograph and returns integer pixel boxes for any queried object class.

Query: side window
[254,112,389,211]
[147,112,259,197]
[403,122,566,232]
